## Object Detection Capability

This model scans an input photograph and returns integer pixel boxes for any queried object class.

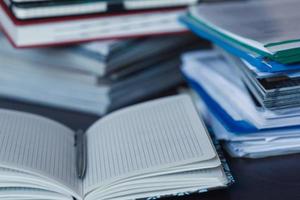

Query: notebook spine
[213,138,235,186]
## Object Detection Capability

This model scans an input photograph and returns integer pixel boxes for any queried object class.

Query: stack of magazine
[181,0,300,158]
[0,32,204,115]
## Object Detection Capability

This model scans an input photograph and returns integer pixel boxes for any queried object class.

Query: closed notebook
[182,0,300,64]
[6,0,199,19]
[0,95,231,200]
[181,14,300,73]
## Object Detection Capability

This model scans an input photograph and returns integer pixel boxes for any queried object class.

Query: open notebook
[0,95,230,200]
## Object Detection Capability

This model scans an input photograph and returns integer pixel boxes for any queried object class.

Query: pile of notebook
[181,0,300,158]
[0,0,200,47]
[0,32,205,115]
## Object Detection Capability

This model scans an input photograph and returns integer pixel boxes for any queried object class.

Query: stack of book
[181,0,300,158]
[0,32,204,115]
[0,0,200,47]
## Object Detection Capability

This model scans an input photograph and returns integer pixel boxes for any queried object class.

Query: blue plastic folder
[183,74,258,133]
[183,73,300,134]
[180,15,300,73]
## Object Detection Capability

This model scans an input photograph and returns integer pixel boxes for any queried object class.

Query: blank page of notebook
[0,109,81,197]
[84,95,216,193]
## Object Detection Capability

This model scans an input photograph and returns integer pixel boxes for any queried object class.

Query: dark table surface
[1,97,300,200]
